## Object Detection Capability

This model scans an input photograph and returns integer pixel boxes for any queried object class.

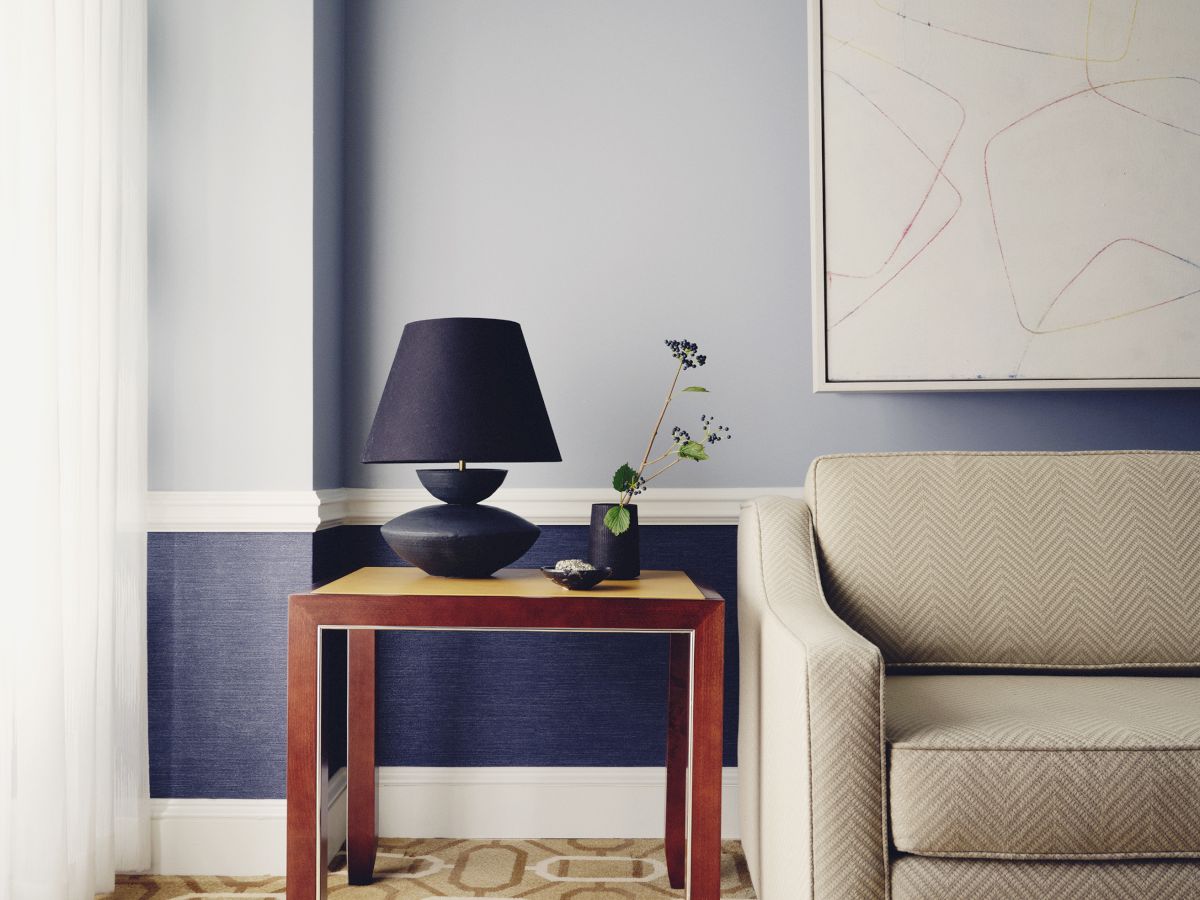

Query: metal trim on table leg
[665,631,691,889]
[347,629,378,884]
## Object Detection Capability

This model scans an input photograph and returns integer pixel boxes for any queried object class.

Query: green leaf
[682,386,709,392]
[604,504,632,535]
[611,463,638,493]
[679,440,710,461]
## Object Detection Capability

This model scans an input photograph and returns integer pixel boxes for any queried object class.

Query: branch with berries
[604,339,733,535]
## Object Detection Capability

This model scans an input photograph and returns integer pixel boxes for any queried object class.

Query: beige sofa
[737,451,1200,899]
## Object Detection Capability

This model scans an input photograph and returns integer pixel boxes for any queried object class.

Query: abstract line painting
[813,0,1200,389]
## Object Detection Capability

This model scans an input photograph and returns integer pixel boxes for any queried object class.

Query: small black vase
[589,503,640,579]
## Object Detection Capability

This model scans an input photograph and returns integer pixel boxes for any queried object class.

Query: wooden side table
[286,567,725,900]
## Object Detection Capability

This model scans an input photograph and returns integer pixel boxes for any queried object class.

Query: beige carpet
[103,838,756,898]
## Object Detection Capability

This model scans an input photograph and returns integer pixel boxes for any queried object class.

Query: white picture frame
[810,0,1200,392]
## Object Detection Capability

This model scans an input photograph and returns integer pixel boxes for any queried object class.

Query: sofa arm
[738,496,888,900]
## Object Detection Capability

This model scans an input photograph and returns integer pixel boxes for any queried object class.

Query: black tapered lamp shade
[363,317,560,464]
[362,318,560,577]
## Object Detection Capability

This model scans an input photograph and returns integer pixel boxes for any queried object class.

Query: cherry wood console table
[286,567,725,899]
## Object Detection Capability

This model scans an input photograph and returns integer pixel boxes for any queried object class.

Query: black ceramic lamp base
[380,468,540,578]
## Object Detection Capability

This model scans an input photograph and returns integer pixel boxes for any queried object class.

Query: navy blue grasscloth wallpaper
[148,524,738,799]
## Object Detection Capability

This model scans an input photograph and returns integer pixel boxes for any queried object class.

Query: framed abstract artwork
[811,0,1200,390]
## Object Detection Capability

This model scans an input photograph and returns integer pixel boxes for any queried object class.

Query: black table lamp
[362,317,561,577]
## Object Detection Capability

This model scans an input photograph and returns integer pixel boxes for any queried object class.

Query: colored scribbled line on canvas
[873,0,1140,64]
[822,36,965,331]
[983,82,1200,345]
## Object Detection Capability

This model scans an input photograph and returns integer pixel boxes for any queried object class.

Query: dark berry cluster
[665,339,707,369]
[701,414,731,444]
[629,475,647,496]
[670,425,692,442]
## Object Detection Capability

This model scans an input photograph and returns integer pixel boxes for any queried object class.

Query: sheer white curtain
[0,1,151,897]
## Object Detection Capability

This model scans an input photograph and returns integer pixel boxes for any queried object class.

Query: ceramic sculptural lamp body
[379,474,539,578]
[361,317,561,578]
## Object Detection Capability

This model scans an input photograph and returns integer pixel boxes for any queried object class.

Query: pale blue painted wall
[340,0,1200,493]
[149,0,317,491]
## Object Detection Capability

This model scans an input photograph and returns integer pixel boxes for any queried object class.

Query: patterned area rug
[103,838,756,898]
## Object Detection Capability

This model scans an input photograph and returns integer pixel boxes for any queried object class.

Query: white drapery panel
[0,1,151,897]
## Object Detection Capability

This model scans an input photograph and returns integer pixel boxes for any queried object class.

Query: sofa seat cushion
[887,675,1200,859]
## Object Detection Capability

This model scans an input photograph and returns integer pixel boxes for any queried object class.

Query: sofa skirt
[891,856,1200,900]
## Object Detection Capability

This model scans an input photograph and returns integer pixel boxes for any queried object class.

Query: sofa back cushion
[805,451,1200,668]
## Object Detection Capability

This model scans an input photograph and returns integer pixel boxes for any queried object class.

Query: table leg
[287,607,326,900]
[689,609,724,899]
[665,633,690,889]
[347,629,378,884]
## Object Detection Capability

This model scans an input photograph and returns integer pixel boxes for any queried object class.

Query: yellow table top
[313,567,705,600]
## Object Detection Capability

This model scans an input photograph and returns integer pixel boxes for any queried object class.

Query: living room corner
[5,2,1200,899]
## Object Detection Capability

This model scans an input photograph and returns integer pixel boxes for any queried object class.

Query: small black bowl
[540,566,612,591]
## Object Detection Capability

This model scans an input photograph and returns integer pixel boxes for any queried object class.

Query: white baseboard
[146,487,803,531]
[372,766,741,839]
[147,766,739,875]
[149,768,347,876]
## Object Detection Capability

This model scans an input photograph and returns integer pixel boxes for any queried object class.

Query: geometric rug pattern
[101,838,757,898]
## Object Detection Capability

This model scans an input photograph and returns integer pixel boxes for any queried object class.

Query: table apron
[315,625,696,634]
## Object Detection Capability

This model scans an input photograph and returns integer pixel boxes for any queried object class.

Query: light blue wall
[149,0,316,491]
[313,0,345,490]
[144,0,1200,803]
[340,0,1200,492]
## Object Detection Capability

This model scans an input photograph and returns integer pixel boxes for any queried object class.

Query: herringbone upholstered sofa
[737,451,1200,899]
